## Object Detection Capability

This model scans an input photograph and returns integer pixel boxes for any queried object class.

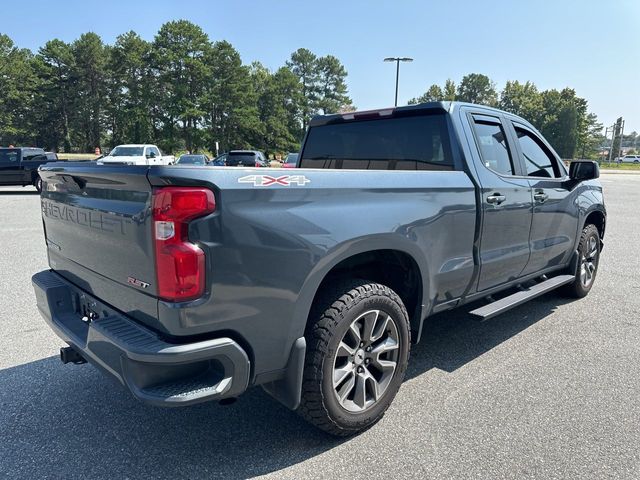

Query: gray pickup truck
[32,102,605,436]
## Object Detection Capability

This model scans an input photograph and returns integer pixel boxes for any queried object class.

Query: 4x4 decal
[238,174,310,187]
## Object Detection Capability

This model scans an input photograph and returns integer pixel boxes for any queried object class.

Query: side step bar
[470,274,574,320]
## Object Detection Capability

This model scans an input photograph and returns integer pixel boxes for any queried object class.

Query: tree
[536,88,588,159]
[498,80,542,125]
[287,48,319,129]
[107,31,154,146]
[251,63,303,154]
[72,32,108,151]
[408,84,443,104]
[0,34,38,146]
[35,39,76,151]
[456,73,497,106]
[576,112,603,159]
[203,40,260,153]
[443,79,456,101]
[315,55,351,114]
[408,78,455,104]
[152,20,211,152]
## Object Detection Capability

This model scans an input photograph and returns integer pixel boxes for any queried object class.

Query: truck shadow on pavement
[0,294,571,479]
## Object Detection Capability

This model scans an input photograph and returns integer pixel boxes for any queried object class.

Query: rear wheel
[297,280,410,436]
[562,224,600,298]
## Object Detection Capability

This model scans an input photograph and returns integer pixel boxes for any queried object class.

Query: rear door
[0,149,23,184]
[464,111,533,292]
[150,146,162,165]
[507,121,579,274]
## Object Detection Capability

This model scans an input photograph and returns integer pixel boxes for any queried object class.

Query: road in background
[0,174,638,479]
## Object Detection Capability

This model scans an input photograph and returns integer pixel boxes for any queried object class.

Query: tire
[297,279,410,436]
[34,175,42,194]
[561,224,601,298]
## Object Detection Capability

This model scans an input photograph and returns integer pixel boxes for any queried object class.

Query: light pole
[384,57,413,106]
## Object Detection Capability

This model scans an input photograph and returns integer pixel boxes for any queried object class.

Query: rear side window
[0,150,20,164]
[300,114,453,170]
[471,120,514,176]
[515,128,562,178]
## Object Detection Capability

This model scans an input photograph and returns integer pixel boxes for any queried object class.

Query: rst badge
[127,276,150,289]
[238,174,310,187]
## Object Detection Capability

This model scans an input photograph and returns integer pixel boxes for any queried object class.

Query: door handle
[486,193,506,205]
[534,191,548,203]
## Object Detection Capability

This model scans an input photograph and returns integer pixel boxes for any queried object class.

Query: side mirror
[569,160,599,181]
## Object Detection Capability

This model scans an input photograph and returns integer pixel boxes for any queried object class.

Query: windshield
[284,153,299,164]
[177,155,206,165]
[0,149,20,164]
[110,146,144,157]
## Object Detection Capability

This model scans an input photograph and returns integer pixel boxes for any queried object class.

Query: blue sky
[3,0,639,133]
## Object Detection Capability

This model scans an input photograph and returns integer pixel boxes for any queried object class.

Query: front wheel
[562,224,601,298]
[297,280,410,436]
[34,175,42,193]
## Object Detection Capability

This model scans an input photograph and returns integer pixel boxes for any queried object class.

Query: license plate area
[72,291,104,323]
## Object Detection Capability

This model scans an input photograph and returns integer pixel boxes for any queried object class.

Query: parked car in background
[0,147,54,192]
[282,152,299,168]
[96,144,174,166]
[617,154,640,163]
[211,153,228,166]
[225,150,268,167]
[176,154,209,166]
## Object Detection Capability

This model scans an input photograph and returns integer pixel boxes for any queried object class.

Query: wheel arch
[292,235,429,345]
[584,209,606,240]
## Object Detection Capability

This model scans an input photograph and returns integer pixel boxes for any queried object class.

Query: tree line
[0,20,351,155]
[409,74,604,159]
[2,22,610,159]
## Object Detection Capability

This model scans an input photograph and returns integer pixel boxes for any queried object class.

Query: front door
[465,112,533,292]
[508,121,579,274]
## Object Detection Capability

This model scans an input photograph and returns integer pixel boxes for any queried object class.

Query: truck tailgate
[38,163,160,328]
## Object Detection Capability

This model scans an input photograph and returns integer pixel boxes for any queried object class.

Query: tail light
[152,187,215,301]
[255,161,260,167]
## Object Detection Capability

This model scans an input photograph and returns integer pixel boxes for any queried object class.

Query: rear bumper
[32,270,250,407]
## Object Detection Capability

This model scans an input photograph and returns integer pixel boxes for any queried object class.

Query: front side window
[22,149,46,161]
[471,120,514,176]
[515,128,561,178]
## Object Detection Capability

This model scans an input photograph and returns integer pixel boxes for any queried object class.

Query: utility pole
[607,123,614,165]
[383,57,413,107]
[608,118,623,165]
[601,126,609,165]
[618,119,625,160]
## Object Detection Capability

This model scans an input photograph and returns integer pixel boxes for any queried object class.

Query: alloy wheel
[580,235,599,287]
[332,309,400,413]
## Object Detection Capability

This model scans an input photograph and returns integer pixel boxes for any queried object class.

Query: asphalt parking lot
[0,173,638,479]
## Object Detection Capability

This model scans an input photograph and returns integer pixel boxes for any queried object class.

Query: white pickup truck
[97,144,174,166]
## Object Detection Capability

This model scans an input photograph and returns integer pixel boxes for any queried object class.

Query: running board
[469,275,574,320]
